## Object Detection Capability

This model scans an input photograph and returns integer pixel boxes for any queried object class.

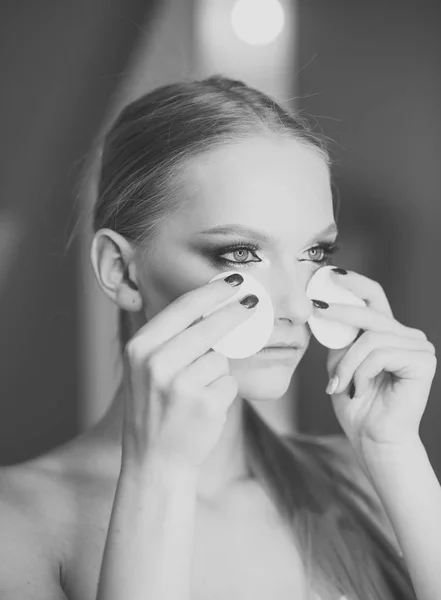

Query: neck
[92,371,252,506]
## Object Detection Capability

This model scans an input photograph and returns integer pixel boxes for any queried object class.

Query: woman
[0,75,439,600]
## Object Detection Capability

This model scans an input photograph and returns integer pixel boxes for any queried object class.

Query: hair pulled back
[91,76,415,600]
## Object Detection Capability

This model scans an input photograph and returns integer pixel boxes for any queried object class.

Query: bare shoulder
[0,432,122,600]
[0,453,72,598]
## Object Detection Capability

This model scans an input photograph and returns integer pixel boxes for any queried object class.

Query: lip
[256,346,299,359]
[263,346,298,350]
[263,342,302,349]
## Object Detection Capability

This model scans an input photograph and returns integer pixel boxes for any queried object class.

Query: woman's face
[137,134,337,402]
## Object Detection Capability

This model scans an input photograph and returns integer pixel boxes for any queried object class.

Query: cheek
[140,254,215,318]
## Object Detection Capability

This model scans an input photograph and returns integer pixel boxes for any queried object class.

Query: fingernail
[240,294,259,309]
[312,299,329,309]
[326,375,339,395]
[224,273,244,286]
[332,267,348,275]
[349,381,356,399]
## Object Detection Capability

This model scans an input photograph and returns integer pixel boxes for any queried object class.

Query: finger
[141,296,257,388]
[314,302,427,341]
[330,270,394,318]
[353,348,437,399]
[329,332,432,395]
[174,350,230,390]
[126,275,247,361]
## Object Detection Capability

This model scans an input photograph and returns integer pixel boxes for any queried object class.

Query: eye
[229,249,251,262]
[301,241,341,265]
[213,243,262,268]
[307,246,326,261]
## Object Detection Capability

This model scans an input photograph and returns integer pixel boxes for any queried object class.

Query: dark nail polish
[349,382,356,399]
[332,267,348,275]
[312,299,329,309]
[240,294,259,309]
[224,273,244,286]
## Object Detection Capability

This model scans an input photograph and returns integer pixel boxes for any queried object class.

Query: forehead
[174,135,333,242]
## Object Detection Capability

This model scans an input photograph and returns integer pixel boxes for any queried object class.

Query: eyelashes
[209,240,341,269]
[306,241,341,264]
[215,242,262,267]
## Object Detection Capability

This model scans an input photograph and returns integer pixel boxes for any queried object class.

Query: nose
[269,268,314,325]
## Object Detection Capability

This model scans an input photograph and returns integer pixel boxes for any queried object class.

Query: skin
[96,133,335,503]
[0,134,339,599]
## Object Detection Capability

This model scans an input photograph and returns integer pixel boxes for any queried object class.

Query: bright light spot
[231,0,285,46]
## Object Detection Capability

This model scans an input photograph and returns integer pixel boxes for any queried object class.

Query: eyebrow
[197,223,339,246]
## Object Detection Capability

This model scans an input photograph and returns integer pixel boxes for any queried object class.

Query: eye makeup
[203,239,341,270]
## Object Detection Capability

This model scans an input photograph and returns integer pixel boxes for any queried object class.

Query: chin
[230,363,295,402]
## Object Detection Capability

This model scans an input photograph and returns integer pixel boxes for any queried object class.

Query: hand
[120,275,258,472]
[317,269,437,454]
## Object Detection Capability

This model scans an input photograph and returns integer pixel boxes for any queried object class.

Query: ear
[90,229,143,312]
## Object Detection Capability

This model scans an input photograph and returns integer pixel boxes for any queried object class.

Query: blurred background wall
[0,0,160,464]
[295,1,441,474]
[1,0,440,475]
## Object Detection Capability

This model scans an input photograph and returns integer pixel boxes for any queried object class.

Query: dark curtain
[0,0,160,465]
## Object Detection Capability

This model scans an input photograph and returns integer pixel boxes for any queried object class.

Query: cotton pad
[306,266,366,349]
[202,271,274,359]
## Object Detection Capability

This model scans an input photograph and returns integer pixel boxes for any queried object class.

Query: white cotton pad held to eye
[306,265,366,349]
[202,271,274,359]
